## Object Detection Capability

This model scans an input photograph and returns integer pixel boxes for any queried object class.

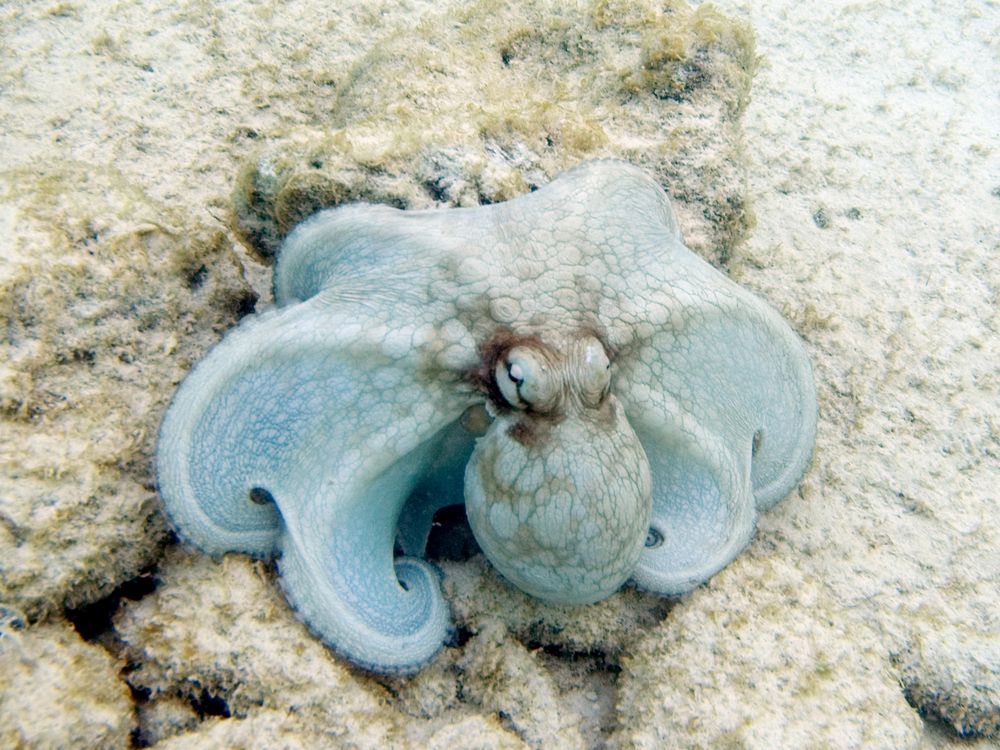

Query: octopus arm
[625,408,756,596]
[614,268,816,593]
[157,295,461,674]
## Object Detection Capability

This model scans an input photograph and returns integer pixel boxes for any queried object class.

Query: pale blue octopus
[157,160,817,674]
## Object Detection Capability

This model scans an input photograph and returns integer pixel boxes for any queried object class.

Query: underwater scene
[1,0,997,747]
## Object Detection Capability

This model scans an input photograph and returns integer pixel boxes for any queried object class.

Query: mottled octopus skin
[157,160,817,674]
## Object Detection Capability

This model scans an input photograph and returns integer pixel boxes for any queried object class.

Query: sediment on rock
[230,0,757,267]
[0,165,255,622]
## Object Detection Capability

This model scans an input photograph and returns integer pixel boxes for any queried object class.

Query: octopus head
[465,331,652,604]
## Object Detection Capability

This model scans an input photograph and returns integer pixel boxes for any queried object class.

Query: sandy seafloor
[701,1,999,744]
[1,0,998,748]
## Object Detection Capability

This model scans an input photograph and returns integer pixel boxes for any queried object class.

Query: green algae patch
[0,164,256,619]
[232,0,757,268]
[628,3,756,115]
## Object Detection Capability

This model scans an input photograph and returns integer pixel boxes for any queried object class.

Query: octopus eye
[496,355,528,409]
[494,347,556,411]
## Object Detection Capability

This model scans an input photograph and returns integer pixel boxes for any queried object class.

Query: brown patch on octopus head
[505,419,540,447]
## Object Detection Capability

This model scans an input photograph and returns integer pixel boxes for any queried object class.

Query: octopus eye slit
[751,428,764,458]
[248,486,275,506]
[507,361,524,384]
[644,527,664,549]
[398,579,410,592]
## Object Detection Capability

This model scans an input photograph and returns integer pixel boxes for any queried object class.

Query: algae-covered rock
[233,0,756,266]
[459,621,584,750]
[113,548,400,746]
[442,555,670,658]
[133,695,200,748]
[383,648,464,720]
[0,166,255,620]
[114,549,538,748]
[146,709,383,750]
[613,556,924,750]
[154,711,524,750]
[422,715,529,750]
[0,618,135,749]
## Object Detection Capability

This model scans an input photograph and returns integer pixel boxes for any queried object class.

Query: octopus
[157,160,817,674]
